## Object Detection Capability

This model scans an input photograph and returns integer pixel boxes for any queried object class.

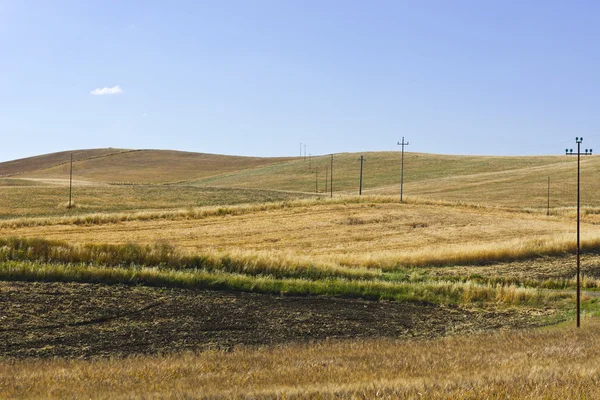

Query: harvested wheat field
[2,197,598,270]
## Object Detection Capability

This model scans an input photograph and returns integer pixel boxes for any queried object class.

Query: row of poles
[302,138,410,202]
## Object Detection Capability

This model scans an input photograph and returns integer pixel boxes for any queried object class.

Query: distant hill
[0,149,126,176]
[189,151,589,208]
[1,148,597,209]
[4,149,297,184]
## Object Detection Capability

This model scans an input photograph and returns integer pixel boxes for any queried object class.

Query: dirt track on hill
[0,281,559,359]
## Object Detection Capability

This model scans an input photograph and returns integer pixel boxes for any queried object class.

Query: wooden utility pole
[547,176,550,216]
[68,153,73,209]
[358,155,365,195]
[397,137,409,202]
[330,154,333,198]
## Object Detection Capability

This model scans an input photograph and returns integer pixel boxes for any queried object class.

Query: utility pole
[358,155,365,195]
[68,153,73,209]
[330,154,333,198]
[566,138,592,328]
[547,176,550,217]
[397,137,409,202]
[326,167,329,191]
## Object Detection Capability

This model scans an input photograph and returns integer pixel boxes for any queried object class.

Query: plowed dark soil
[0,281,558,359]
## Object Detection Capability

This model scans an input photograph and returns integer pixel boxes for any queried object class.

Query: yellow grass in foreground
[2,318,600,399]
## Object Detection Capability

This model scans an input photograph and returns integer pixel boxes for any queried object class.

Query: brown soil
[0,281,559,359]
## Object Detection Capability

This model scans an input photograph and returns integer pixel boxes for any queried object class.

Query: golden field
[1,197,597,271]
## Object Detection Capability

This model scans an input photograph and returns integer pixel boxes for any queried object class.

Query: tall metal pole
[330,154,333,198]
[397,137,409,202]
[566,137,592,328]
[68,153,73,209]
[359,155,364,195]
[577,141,581,329]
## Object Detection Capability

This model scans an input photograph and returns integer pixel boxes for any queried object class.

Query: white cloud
[90,85,123,96]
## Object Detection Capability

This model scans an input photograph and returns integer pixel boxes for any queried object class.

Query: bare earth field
[0,281,557,359]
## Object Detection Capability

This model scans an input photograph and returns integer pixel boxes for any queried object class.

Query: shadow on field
[0,281,558,358]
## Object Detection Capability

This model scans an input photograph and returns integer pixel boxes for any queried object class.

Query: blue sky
[1,1,599,161]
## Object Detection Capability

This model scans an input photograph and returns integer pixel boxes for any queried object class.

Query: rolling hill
[7,149,297,184]
[0,148,127,177]
[0,148,596,211]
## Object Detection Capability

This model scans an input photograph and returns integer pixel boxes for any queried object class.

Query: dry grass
[0,184,313,219]
[0,148,127,176]
[18,149,297,184]
[3,198,598,270]
[190,151,567,194]
[185,151,600,211]
[3,318,600,399]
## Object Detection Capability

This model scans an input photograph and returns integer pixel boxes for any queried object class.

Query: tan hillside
[0,148,127,177]
[14,149,297,184]
[190,151,591,209]
[2,149,597,210]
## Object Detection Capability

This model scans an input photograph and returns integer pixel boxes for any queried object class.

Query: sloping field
[0,148,127,177]
[191,152,569,193]
[399,155,599,209]
[3,198,595,269]
[11,149,297,184]
[0,185,315,219]
[189,151,597,209]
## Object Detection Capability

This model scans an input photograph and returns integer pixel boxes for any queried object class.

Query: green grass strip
[0,261,571,307]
